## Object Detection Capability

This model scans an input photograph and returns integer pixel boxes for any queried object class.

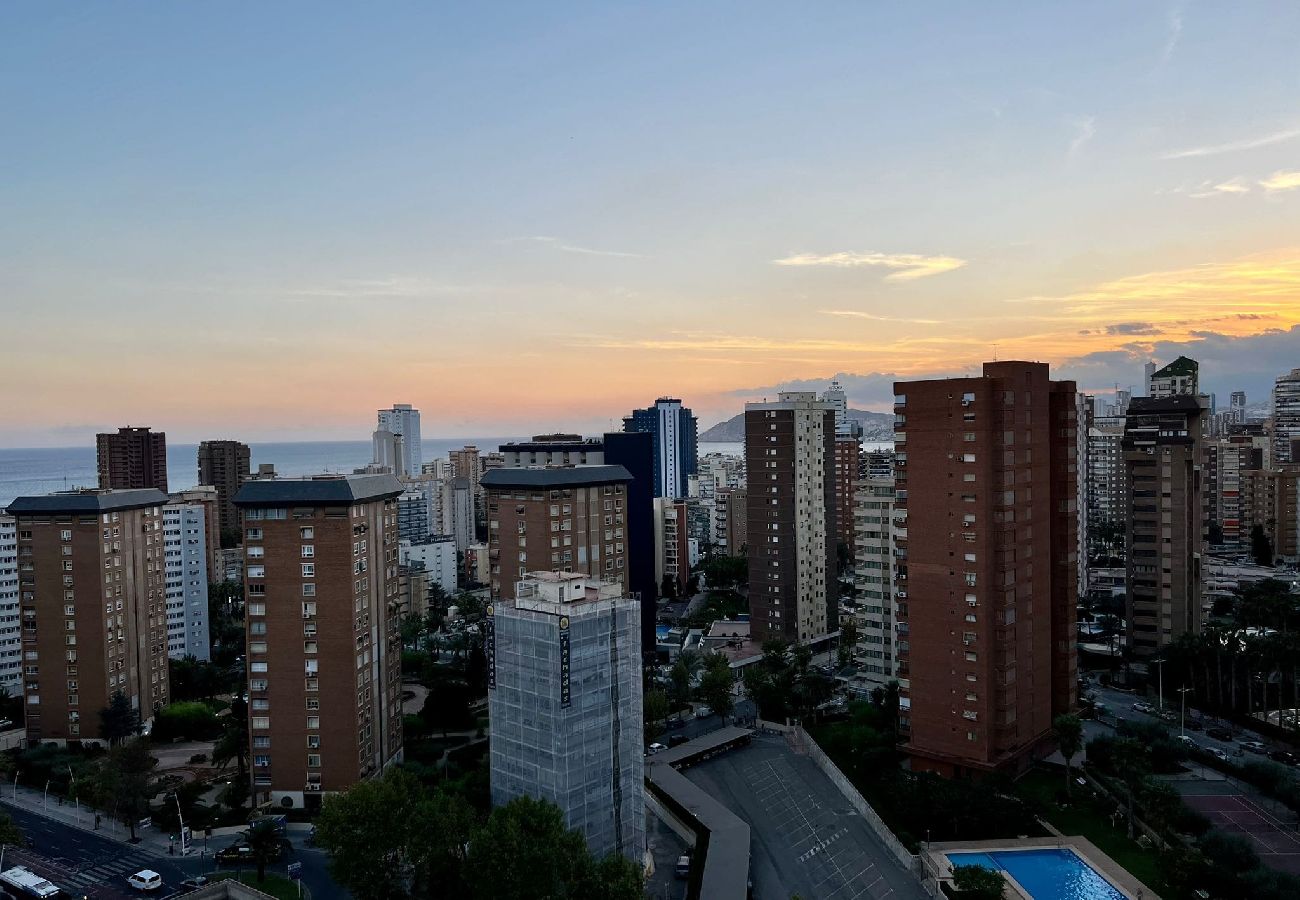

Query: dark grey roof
[1127,395,1205,414]
[234,474,403,506]
[480,465,632,489]
[7,489,169,515]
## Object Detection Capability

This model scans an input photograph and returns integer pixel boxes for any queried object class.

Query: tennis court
[1179,786,1300,875]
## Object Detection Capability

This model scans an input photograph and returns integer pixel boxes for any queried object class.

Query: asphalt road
[1,806,344,900]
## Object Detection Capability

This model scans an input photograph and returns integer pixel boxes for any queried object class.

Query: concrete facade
[163,500,211,661]
[197,440,251,538]
[96,427,168,492]
[0,516,22,693]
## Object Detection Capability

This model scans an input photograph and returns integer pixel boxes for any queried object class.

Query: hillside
[699,409,894,442]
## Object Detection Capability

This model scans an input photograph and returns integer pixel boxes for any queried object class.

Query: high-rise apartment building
[488,572,644,863]
[197,440,251,538]
[376,404,422,477]
[441,477,475,551]
[851,476,896,689]
[370,428,408,478]
[448,445,480,481]
[1230,391,1247,425]
[1086,414,1126,545]
[8,489,172,744]
[233,475,404,810]
[480,466,632,601]
[833,436,861,558]
[1148,356,1199,399]
[0,516,22,693]
[1123,395,1207,657]
[713,486,748,555]
[893,362,1079,776]
[97,427,168,492]
[623,398,698,500]
[744,392,836,644]
[653,498,689,595]
[1273,368,1300,465]
[163,499,211,661]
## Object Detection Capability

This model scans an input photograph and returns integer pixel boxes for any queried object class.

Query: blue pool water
[946,849,1125,900]
[656,625,672,640]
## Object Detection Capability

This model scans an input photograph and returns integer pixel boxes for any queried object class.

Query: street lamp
[1178,686,1193,737]
[1156,658,1164,711]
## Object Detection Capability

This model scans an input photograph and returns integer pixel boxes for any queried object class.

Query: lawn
[211,871,302,900]
[1016,769,1171,897]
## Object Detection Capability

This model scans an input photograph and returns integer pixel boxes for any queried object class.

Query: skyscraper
[163,498,211,661]
[97,427,168,492]
[893,362,1079,776]
[480,466,632,600]
[8,489,173,743]
[376,404,422,476]
[744,392,836,644]
[1122,395,1207,657]
[1148,356,1199,399]
[833,435,861,559]
[0,515,23,694]
[851,475,896,690]
[197,440,251,538]
[623,398,698,499]
[488,571,644,863]
[1272,368,1300,465]
[234,475,404,810]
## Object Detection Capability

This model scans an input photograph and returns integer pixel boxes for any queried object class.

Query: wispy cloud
[1260,170,1300,193]
[519,235,644,258]
[773,251,967,281]
[1161,9,1184,64]
[1067,116,1096,161]
[820,309,943,325]
[1160,125,1300,160]
[1179,177,1251,199]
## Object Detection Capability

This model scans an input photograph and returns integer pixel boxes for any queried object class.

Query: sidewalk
[1,783,193,858]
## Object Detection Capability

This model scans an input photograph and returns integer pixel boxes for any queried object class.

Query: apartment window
[249,641,268,654]
[253,755,271,768]
[307,754,322,769]
[60,530,72,541]
[304,641,318,654]
[301,563,315,577]
[248,603,266,616]
[301,545,315,558]
[302,583,316,597]
[300,527,314,539]
[250,679,268,691]
[252,717,270,730]
[307,735,321,749]
[306,698,320,710]
[247,565,265,579]
[253,736,271,749]
[302,602,317,617]
[964,572,977,586]
[246,546,264,559]
[246,528,262,540]
[307,716,320,729]
[251,662,268,673]
[250,621,267,635]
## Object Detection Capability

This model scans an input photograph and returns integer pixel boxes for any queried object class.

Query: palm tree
[1053,714,1083,796]
[244,820,282,883]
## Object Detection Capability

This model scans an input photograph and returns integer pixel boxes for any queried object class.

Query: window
[253,755,271,768]
[251,662,268,673]
[247,565,266,579]
[302,583,316,596]
[246,546,264,559]
[307,735,321,749]
[253,736,271,749]
[301,563,315,577]
[307,754,322,769]
[307,716,320,729]
[252,717,270,730]
[300,527,314,539]
[248,603,266,616]
[249,641,268,654]
[301,545,315,558]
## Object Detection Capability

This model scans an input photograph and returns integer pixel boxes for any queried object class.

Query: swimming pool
[656,625,672,640]
[946,849,1125,900]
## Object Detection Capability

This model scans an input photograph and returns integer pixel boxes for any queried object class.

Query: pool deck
[924,836,1160,900]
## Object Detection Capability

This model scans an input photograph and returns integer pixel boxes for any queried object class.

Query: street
[0,803,344,900]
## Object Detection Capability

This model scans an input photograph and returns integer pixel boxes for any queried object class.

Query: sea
[0,438,892,508]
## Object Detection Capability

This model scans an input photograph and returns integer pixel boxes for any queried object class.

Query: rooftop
[1152,354,1199,378]
[480,464,631,489]
[233,473,403,506]
[7,488,170,515]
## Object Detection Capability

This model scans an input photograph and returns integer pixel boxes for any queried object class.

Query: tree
[1053,714,1083,796]
[1250,524,1274,568]
[245,820,283,883]
[317,768,426,900]
[99,691,139,744]
[700,554,747,591]
[211,695,249,813]
[83,739,156,841]
[644,690,670,742]
[952,864,1005,900]
[462,796,642,900]
[699,666,735,722]
[0,810,23,847]
[838,616,859,669]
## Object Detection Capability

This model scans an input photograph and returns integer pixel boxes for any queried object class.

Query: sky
[3,2,1300,445]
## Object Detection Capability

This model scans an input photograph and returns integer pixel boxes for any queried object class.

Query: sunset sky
[3,2,1300,445]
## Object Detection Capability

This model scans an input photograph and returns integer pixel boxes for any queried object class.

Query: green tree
[463,796,642,900]
[700,554,747,590]
[211,695,249,812]
[644,689,669,742]
[83,739,156,841]
[99,691,139,744]
[317,769,422,900]
[699,665,735,722]
[837,616,859,669]
[952,864,1005,899]
[153,701,221,742]
[1250,524,1274,568]
[1053,714,1083,795]
[0,810,23,847]
[245,820,283,883]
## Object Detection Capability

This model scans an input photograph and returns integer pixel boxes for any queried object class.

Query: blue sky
[3,3,1299,443]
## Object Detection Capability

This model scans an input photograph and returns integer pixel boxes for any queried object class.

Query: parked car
[666,715,685,730]
[668,734,689,748]
[1208,747,1230,762]
[694,705,713,719]
[1241,740,1268,754]
[127,870,163,892]
[1133,702,1153,714]
[179,876,209,890]
[1268,749,1298,766]
[1206,726,1234,742]
[1175,735,1196,748]
[646,742,667,755]
[1185,718,1203,731]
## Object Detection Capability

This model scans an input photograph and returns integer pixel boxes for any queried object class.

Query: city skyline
[4,3,1300,446]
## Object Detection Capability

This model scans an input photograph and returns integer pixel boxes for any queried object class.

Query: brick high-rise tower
[893,361,1079,776]
[97,427,168,492]
[197,440,251,537]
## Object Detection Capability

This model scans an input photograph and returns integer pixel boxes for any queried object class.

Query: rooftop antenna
[991,343,998,362]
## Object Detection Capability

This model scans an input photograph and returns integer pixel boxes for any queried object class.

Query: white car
[695,705,713,719]
[127,870,163,892]
[647,742,667,755]
[1208,747,1230,762]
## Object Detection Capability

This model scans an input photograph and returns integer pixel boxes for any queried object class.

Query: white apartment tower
[851,477,896,688]
[163,501,211,660]
[376,404,422,477]
[0,516,21,692]
[1273,369,1300,465]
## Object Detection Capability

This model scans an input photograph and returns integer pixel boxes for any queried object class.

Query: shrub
[152,701,221,742]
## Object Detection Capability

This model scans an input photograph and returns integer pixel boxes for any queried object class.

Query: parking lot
[683,734,926,900]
